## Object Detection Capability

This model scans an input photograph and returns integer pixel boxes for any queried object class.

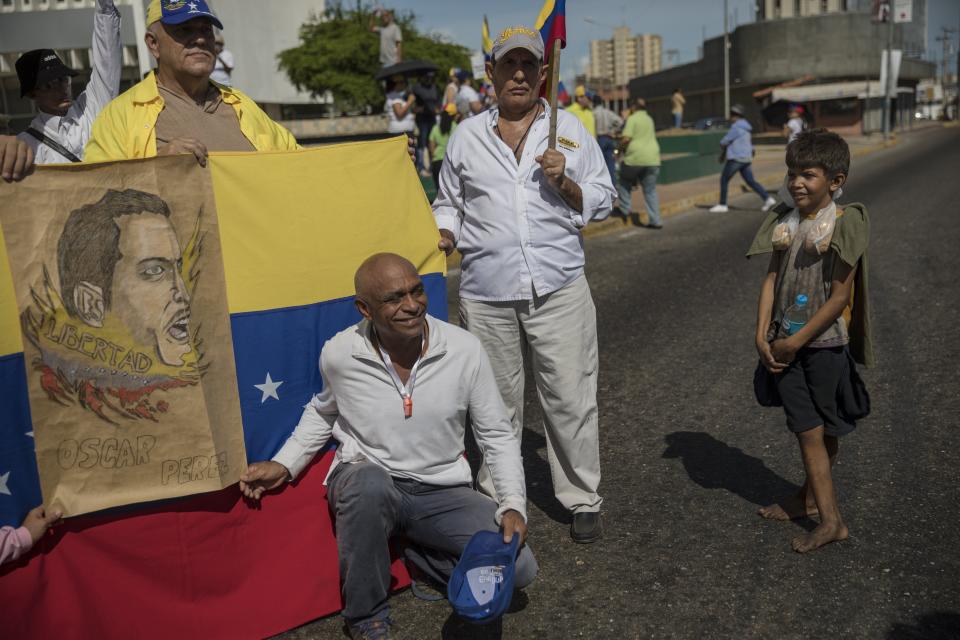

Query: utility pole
[723,0,730,117]
[881,6,894,141]
[936,28,957,87]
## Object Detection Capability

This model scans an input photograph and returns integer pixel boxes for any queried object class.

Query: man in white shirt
[239,253,536,640]
[15,0,121,164]
[433,27,615,544]
[370,9,403,68]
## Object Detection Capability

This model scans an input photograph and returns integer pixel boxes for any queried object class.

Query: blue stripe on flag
[0,353,41,526]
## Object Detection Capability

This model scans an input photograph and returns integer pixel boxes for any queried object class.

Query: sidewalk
[585,129,900,238]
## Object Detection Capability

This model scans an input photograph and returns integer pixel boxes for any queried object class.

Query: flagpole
[548,39,561,150]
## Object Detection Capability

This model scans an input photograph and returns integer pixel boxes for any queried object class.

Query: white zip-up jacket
[273,315,527,523]
[17,0,121,164]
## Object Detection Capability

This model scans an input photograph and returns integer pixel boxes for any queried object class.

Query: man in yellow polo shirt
[84,0,298,164]
[565,85,596,138]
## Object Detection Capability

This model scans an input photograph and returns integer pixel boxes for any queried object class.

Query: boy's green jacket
[746,202,875,367]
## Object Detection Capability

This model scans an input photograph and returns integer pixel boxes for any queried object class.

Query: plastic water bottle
[783,294,809,336]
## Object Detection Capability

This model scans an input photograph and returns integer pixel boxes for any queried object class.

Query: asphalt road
[278,125,960,640]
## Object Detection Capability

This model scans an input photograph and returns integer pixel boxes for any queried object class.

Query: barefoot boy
[747,128,873,553]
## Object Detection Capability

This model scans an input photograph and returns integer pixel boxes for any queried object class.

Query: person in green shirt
[428,102,458,192]
[616,98,662,228]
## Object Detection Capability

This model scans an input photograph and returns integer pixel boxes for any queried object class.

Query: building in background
[0,0,327,133]
[588,27,661,106]
[627,1,933,134]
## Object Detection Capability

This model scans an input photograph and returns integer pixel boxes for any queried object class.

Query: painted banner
[0,157,245,516]
[0,137,447,638]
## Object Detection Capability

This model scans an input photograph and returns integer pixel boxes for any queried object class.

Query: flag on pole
[535,0,567,98]
[482,15,493,61]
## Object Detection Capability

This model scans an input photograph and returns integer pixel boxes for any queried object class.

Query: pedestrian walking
[210,34,234,86]
[566,85,596,137]
[428,103,457,190]
[15,0,121,164]
[709,104,776,213]
[615,98,662,229]
[671,88,685,128]
[433,26,615,544]
[592,94,623,185]
[747,129,872,553]
[370,9,402,67]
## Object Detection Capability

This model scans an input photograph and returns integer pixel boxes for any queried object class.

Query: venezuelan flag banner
[0,137,445,638]
[535,0,567,99]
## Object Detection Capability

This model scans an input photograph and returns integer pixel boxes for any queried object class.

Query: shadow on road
[662,431,809,517]
[885,611,960,640]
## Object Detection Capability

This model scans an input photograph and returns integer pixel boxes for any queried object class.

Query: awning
[772,81,911,102]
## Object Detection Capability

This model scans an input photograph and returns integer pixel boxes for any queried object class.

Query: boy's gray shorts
[774,345,856,437]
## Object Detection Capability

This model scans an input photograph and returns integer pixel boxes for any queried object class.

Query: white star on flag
[0,471,10,496]
[255,373,283,403]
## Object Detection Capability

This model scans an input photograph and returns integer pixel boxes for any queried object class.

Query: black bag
[753,361,782,407]
[837,349,871,421]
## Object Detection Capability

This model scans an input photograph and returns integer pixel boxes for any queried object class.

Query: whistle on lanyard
[403,395,413,418]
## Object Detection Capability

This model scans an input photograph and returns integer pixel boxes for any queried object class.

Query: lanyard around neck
[374,331,425,418]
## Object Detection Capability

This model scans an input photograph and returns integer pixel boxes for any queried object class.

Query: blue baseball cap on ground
[146,0,224,30]
[447,531,521,625]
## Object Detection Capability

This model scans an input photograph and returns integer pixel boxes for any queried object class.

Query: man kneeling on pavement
[240,253,537,640]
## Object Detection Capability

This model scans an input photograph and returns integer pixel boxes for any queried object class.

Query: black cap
[16,49,78,98]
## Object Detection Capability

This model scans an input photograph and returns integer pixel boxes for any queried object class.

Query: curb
[445,134,901,269]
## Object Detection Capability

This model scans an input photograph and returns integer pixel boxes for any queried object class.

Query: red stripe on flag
[0,452,410,639]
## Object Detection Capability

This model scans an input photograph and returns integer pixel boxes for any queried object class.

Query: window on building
[821,0,829,12]
[794,0,801,16]
[1,0,13,7]
[774,0,781,19]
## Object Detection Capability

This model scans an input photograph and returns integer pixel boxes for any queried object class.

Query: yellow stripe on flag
[535,0,556,30]
[208,136,446,314]
[0,223,23,357]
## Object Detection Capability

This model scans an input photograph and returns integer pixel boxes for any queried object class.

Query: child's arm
[0,506,62,566]
[0,525,33,565]
[756,252,787,373]
[771,257,856,364]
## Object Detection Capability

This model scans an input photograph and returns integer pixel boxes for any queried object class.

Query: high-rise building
[589,27,662,87]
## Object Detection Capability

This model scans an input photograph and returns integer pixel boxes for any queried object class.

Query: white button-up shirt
[433,99,615,301]
[17,0,121,164]
[273,315,527,523]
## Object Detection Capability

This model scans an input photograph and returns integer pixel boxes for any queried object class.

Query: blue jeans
[719,160,770,205]
[617,164,661,226]
[597,134,617,186]
[673,112,682,128]
[327,461,538,624]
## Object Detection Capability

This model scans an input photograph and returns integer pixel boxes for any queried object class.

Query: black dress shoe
[570,511,602,543]
[646,223,663,230]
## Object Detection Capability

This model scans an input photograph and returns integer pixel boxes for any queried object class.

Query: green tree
[278,2,472,114]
